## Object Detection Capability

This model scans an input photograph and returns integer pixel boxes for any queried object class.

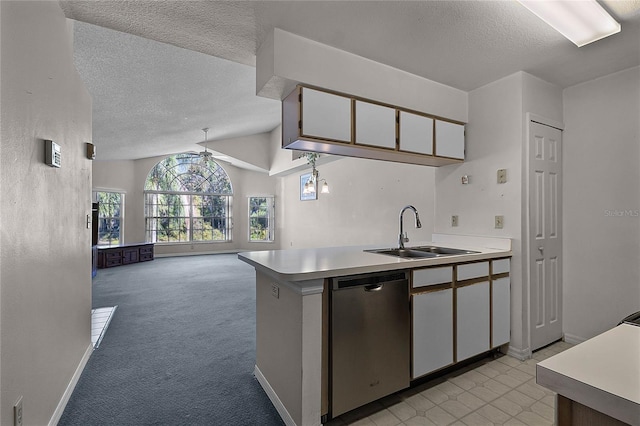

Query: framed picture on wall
[300,173,317,201]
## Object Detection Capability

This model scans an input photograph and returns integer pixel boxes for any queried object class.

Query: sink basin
[410,246,480,255]
[365,246,479,259]
[365,248,440,259]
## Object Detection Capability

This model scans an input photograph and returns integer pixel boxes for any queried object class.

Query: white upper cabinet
[282,85,465,166]
[355,100,396,149]
[399,111,433,155]
[301,87,351,143]
[435,119,465,160]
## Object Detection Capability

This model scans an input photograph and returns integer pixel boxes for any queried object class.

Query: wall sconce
[303,152,330,195]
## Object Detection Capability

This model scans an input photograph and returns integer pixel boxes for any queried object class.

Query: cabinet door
[457,281,490,361]
[492,277,511,347]
[435,120,465,160]
[301,87,351,143]
[399,111,433,155]
[413,289,453,378]
[355,100,396,149]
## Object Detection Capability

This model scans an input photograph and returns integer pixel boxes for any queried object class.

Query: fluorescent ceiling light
[518,0,621,47]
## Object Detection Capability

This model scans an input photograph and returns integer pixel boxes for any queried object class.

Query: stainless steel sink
[365,248,440,259]
[410,246,479,255]
[365,246,479,259]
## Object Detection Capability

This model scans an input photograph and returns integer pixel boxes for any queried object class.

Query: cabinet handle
[364,284,383,292]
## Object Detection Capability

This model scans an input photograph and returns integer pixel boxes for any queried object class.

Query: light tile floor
[91,306,117,349]
[328,341,573,426]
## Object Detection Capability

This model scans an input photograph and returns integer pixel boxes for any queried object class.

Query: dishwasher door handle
[364,284,383,292]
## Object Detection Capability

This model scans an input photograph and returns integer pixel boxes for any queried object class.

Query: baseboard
[155,249,240,258]
[48,343,93,426]
[563,333,587,345]
[507,345,531,361]
[254,365,297,426]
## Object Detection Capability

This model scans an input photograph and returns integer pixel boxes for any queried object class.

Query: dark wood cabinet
[97,243,154,269]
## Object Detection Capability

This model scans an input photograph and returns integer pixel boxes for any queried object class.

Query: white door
[529,121,563,351]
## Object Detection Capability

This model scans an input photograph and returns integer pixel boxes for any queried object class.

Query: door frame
[523,113,564,358]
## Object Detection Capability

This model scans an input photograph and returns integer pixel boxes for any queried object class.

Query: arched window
[144,153,233,243]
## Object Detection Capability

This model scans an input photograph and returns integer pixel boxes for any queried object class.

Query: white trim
[254,365,297,426]
[48,343,93,426]
[507,345,532,361]
[92,187,127,195]
[154,249,240,258]
[563,333,588,345]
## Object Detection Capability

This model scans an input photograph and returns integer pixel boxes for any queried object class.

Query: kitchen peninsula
[239,234,511,426]
[537,324,640,425]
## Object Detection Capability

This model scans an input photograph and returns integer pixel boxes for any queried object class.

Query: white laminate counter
[238,236,511,282]
[536,324,640,425]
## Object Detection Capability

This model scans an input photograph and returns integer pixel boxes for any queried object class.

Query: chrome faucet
[399,205,422,249]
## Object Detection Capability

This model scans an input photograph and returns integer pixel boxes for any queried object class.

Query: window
[144,154,233,243]
[94,191,124,246]
[249,196,275,242]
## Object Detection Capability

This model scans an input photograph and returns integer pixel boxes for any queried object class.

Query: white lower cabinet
[492,277,511,347]
[412,288,453,379]
[456,281,490,362]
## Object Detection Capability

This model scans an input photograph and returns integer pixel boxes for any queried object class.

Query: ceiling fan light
[518,0,621,47]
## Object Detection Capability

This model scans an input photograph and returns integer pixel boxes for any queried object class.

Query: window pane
[95,191,123,246]
[143,154,233,244]
[249,196,274,242]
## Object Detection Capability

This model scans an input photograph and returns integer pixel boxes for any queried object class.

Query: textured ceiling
[61,0,640,162]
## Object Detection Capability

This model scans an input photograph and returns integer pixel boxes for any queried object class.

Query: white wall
[562,66,640,341]
[434,71,563,357]
[258,28,468,123]
[435,72,525,353]
[278,156,435,249]
[93,154,279,255]
[0,2,93,425]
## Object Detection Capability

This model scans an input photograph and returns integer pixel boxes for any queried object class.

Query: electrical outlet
[271,284,279,299]
[14,396,23,426]
[451,215,459,227]
[497,169,507,184]
[495,215,504,229]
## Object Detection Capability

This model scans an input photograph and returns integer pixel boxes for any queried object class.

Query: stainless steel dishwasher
[330,271,410,417]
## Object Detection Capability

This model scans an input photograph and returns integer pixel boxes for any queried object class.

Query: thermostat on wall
[45,140,61,168]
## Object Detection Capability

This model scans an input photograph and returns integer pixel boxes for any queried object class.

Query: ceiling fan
[199,127,213,159]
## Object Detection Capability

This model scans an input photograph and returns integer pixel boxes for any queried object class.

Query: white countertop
[536,324,640,425]
[238,235,511,282]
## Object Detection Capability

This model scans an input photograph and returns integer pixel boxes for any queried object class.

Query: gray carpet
[59,254,284,425]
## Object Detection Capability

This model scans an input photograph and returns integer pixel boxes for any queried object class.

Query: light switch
[497,169,507,184]
[495,215,504,229]
[451,215,459,227]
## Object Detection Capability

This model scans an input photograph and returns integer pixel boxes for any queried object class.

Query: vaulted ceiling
[60,0,640,162]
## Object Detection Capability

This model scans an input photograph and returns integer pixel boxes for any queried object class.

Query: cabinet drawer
[412,266,453,288]
[457,262,489,281]
[139,247,153,255]
[105,251,121,259]
[106,258,122,267]
[140,253,154,262]
[492,258,510,275]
